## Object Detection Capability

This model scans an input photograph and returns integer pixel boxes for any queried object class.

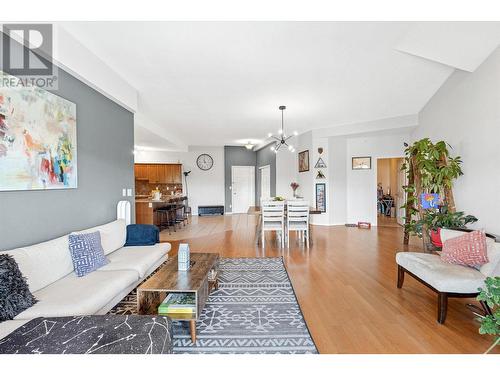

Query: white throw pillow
[72,220,127,255]
[480,241,500,277]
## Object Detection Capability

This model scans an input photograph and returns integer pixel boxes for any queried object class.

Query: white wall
[275,137,298,198]
[329,137,348,225]
[296,131,314,203]
[413,46,500,235]
[346,132,410,225]
[55,26,138,113]
[310,137,329,225]
[134,146,225,215]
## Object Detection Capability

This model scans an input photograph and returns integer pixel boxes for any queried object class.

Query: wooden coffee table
[137,253,219,342]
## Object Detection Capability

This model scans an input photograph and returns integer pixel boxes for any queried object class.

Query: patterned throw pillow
[0,255,37,322]
[68,231,109,277]
[441,230,489,267]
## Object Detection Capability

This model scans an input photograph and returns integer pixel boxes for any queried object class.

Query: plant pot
[430,228,442,248]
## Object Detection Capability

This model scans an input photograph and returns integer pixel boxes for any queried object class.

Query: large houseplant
[477,277,500,354]
[402,138,472,249]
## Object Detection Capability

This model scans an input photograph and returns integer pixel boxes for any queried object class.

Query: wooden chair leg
[397,265,405,288]
[438,292,448,324]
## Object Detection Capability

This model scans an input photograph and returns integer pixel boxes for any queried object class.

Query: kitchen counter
[135,196,183,203]
[135,196,187,225]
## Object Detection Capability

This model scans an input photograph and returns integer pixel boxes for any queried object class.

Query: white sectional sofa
[0,219,171,339]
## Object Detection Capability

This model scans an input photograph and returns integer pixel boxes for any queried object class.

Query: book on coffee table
[158,293,196,314]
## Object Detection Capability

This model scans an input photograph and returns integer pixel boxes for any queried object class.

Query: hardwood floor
[160,214,498,354]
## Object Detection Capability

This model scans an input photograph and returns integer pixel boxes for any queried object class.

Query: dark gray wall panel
[0,40,134,250]
[255,143,276,202]
[224,146,256,212]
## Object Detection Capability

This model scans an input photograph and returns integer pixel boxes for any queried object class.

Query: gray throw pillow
[68,231,109,277]
[0,254,37,322]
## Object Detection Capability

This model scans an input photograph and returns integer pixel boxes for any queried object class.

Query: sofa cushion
[73,220,126,255]
[0,235,74,293]
[441,230,488,267]
[68,232,109,277]
[14,269,138,320]
[396,252,485,293]
[480,241,500,277]
[440,229,500,276]
[0,255,37,322]
[99,243,170,278]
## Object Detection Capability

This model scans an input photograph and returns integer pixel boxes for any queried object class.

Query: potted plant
[402,138,466,250]
[290,182,299,198]
[411,206,478,248]
[477,277,500,354]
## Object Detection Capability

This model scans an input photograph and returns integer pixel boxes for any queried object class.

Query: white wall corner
[54,25,138,113]
[395,22,500,72]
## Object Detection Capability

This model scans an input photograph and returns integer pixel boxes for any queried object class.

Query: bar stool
[180,196,189,225]
[155,207,172,234]
[174,197,186,227]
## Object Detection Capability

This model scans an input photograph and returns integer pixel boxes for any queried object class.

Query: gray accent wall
[255,143,276,202]
[0,42,134,250]
[224,146,256,213]
[223,145,276,213]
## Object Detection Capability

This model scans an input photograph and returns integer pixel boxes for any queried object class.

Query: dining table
[247,204,322,246]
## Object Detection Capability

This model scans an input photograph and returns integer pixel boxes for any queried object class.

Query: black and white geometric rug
[108,257,318,354]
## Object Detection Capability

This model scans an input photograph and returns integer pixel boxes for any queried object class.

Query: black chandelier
[267,105,297,153]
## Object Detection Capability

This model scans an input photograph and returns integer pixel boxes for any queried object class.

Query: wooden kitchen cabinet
[171,164,182,184]
[134,164,148,180]
[157,164,167,183]
[147,164,160,183]
[134,163,182,184]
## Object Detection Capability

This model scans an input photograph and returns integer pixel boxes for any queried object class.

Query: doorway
[377,157,405,227]
[259,165,271,202]
[231,166,255,213]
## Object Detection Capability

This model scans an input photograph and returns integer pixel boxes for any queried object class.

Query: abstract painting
[0,72,77,191]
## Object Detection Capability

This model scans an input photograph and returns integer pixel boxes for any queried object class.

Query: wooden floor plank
[160,214,498,354]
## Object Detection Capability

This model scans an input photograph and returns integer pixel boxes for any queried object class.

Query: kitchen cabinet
[134,163,182,184]
[171,164,182,184]
[147,164,160,183]
[134,164,148,180]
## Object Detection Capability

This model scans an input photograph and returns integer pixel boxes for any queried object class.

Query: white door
[231,166,255,213]
[260,165,271,201]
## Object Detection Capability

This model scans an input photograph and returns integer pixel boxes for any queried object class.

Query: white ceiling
[60,22,500,150]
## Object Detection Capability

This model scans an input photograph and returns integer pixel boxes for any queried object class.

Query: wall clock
[196,154,214,171]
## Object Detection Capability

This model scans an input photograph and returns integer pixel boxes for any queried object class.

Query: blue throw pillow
[68,231,109,277]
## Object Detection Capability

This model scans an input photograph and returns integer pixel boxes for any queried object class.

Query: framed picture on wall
[298,150,310,172]
[352,156,372,170]
[316,183,326,213]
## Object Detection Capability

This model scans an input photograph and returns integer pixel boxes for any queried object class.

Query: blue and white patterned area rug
[109,257,318,354]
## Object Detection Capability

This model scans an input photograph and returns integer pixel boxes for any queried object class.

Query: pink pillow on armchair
[441,230,489,267]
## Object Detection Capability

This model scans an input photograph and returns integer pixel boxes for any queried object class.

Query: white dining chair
[286,200,310,248]
[261,199,286,248]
